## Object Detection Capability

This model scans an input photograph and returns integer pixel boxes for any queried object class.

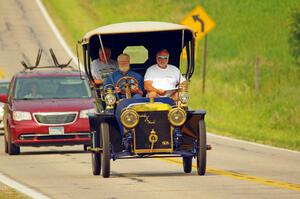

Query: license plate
[49,127,64,135]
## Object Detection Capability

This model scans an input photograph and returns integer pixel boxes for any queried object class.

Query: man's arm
[103,74,112,86]
[144,80,166,96]
[131,74,144,95]
[144,80,157,93]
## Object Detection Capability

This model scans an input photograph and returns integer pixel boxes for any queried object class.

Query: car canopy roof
[80,21,196,80]
[82,21,195,43]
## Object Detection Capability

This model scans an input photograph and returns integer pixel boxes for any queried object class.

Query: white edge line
[35,0,79,67]
[208,132,300,154]
[0,172,50,199]
[36,0,299,156]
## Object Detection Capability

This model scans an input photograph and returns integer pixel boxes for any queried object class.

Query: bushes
[289,6,300,66]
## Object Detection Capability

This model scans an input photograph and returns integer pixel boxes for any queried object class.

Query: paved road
[0,0,70,79]
[0,0,299,199]
[0,135,299,199]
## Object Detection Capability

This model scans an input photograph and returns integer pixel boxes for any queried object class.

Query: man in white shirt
[91,47,118,84]
[144,49,186,99]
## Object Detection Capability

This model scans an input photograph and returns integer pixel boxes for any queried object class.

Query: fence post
[202,35,208,95]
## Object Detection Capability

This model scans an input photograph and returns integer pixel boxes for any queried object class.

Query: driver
[104,53,144,98]
[24,82,43,99]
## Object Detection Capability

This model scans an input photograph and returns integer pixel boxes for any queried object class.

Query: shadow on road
[20,150,88,156]
[110,171,215,179]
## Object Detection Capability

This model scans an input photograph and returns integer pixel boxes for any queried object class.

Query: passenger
[91,47,118,84]
[104,53,144,99]
[24,82,43,98]
[144,49,187,100]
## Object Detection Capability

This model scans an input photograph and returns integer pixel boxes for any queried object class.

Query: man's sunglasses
[157,55,169,59]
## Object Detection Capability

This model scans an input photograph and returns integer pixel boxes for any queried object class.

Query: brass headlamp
[104,88,116,109]
[168,107,187,126]
[178,81,189,105]
[120,109,139,129]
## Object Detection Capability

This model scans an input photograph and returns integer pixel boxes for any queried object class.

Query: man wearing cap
[144,49,186,99]
[91,47,118,84]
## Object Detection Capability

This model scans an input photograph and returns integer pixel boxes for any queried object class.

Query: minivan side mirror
[0,93,7,103]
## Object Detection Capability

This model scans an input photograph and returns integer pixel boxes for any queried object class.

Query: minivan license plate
[49,127,64,135]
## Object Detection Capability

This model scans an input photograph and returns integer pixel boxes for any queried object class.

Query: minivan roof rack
[21,48,74,71]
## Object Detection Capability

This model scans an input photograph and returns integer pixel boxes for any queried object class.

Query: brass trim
[134,148,173,153]
[132,126,174,154]
[130,103,172,112]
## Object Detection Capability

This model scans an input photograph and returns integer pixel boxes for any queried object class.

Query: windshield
[0,82,9,94]
[13,76,92,100]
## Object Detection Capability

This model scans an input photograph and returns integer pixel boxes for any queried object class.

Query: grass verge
[0,183,29,199]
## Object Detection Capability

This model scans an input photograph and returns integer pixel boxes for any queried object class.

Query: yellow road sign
[0,68,5,79]
[181,6,216,40]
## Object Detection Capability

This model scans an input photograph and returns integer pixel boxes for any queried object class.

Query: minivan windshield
[13,76,92,100]
[0,82,9,94]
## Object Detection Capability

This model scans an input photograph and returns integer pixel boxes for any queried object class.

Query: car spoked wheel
[183,156,192,173]
[197,120,207,175]
[91,130,101,175]
[92,152,101,175]
[101,121,110,178]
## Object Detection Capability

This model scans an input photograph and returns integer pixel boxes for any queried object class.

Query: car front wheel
[197,120,207,175]
[101,121,110,178]
[7,136,20,155]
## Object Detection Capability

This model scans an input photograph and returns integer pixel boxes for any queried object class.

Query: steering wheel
[115,76,139,94]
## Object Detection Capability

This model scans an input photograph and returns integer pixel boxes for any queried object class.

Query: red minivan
[0,69,95,155]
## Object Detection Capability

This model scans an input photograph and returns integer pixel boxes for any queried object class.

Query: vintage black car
[79,21,209,178]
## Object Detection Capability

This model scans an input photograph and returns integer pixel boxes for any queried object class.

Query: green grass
[0,183,29,199]
[43,0,300,150]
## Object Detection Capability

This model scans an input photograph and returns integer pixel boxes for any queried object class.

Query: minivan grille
[34,112,77,125]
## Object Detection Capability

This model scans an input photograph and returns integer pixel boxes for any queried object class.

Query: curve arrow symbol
[192,15,205,32]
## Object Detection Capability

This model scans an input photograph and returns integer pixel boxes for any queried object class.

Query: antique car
[79,22,209,178]
[0,49,95,155]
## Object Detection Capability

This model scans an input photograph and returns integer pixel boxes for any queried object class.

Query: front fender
[182,110,206,139]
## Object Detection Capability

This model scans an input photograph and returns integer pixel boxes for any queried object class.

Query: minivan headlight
[168,108,186,126]
[80,108,96,118]
[13,111,32,121]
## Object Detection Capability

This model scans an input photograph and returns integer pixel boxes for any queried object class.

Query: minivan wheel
[4,135,8,153]
[7,138,20,155]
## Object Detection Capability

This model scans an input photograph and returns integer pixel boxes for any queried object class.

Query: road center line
[0,172,50,199]
[159,158,300,192]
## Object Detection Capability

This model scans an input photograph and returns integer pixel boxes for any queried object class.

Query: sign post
[181,6,215,94]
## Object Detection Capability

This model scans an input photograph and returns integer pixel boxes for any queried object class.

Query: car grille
[33,112,78,125]
[134,110,172,152]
